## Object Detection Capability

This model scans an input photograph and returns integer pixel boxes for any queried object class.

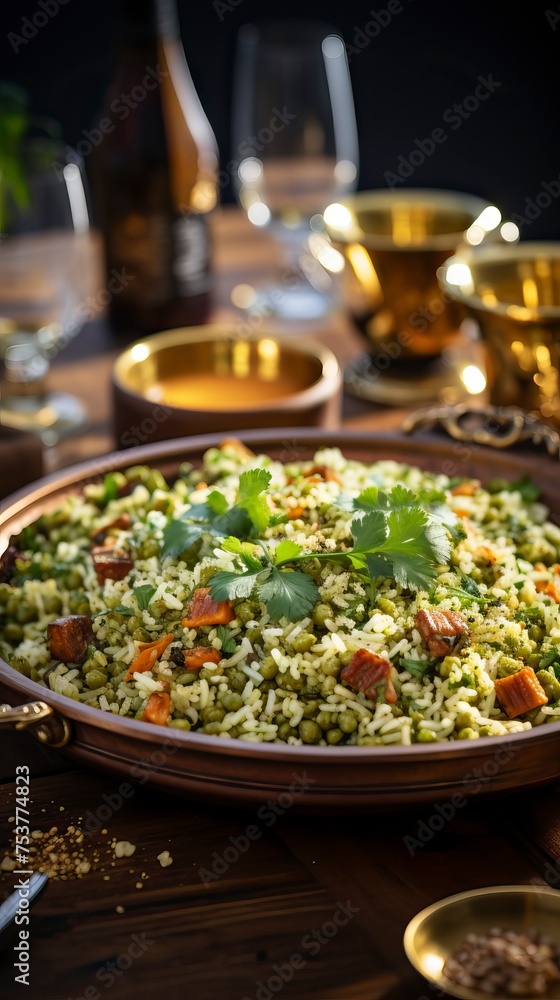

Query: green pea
[528,625,545,642]
[0,583,13,604]
[104,690,116,704]
[125,465,151,484]
[140,538,161,559]
[235,601,260,624]
[259,656,278,680]
[302,700,320,718]
[274,714,288,726]
[133,628,152,643]
[227,669,247,692]
[320,676,337,696]
[299,720,322,743]
[322,659,341,677]
[3,622,23,643]
[44,595,63,614]
[291,631,316,654]
[17,603,37,624]
[316,711,332,730]
[417,728,437,743]
[282,674,304,691]
[260,680,275,694]
[127,616,143,635]
[200,706,225,724]
[108,663,124,678]
[169,719,191,730]
[66,570,83,589]
[5,597,20,617]
[221,692,244,712]
[10,656,31,677]
[338,710,358,734]
[312,603,333,628]
[200,665,222,682]
[203,722,222,735]
[176,671,198,685]
[326,728,344,745]
[227,725,241,738]
[86,669,108,690]
[246,627,262,645]
[82,658,98,674]
[278,722,293,741]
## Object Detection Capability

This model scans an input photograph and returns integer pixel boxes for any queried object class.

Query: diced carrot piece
[303,465,342,485]
[455,510,472,520]
[220,438,254,458]
[476,545,498,565]
[494,667,548,719]
[195,482,208,491]
[124,647,158,682]
[451,480,480,496]
[123,633,175,682]
[136,633,175,654]
[142,691,171,726]
[287,505,305,520]
[183,646,222,670]
[182,587,235,628]
[536,580,560,603]
[534,562,548,572]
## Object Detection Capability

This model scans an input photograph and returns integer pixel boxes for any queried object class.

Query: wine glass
[0,138,91,445]
[232,19,359,321]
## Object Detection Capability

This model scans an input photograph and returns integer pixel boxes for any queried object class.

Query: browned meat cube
[92,546,133,585]
[415,609,468,657]
[340,648,397,703]
[47,615,94,664]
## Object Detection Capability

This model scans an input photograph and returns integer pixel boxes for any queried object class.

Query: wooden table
[1,209,555,1000]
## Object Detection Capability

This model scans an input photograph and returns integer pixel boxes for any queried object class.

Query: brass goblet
[323,189,508,404]
[439,243,560,423]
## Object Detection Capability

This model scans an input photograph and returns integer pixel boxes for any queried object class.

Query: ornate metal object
[402,403,560,457]
[0,699,71,747]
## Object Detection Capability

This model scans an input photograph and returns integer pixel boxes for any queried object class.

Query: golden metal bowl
[112,325,342,447]
[324,189,503,360]
[404,885,560,1000]
[439,243,560,421]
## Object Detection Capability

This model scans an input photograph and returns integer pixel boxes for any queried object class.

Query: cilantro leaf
[133,584,156,610]
[206,490,229,515]
[209,568,266,602]
[236,469,272,533]
[487,474,540,502]
[92,604,133,619]
[257,567,318,620]
[216,625,238,655]
[350,507,445,593]
[101,473,120,506]
[221,536,263,571]
[273,540,303,564]
[161,520,204,561]
[399,656,433,678]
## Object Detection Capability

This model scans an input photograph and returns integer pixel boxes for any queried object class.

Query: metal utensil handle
[402,403,560,457]
[0,700,71,747]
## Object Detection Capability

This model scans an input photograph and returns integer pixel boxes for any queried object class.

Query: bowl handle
[0,700,72,748]
[402,403,560,456]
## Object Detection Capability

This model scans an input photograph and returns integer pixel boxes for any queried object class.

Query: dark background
[3,0,560,234]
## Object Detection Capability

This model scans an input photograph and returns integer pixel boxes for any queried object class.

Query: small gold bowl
[404,885,560,1000]
[112,325,342,447]
[439,243,560,421]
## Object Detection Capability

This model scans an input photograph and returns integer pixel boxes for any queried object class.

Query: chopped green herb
[399,657,433,678]
[133,584,156,611]
[216,625,237,655]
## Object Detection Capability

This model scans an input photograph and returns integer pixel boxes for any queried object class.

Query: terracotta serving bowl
[112,326,342,447]
[1,429,560,812]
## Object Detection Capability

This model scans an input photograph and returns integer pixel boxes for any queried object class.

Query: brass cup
[324,189,503,359]
[404,885,560,1000]
[439,243,560,421]
[112,325,342,446]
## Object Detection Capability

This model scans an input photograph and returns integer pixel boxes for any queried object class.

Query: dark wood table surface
[2,208,559,1000]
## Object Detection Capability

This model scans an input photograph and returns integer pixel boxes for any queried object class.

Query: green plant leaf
[257,567,318,620]
[209,568,266,602]
[133,584,156,610]
[236,468,272,533]
[161,520,204,561]
[273,540,303,564]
